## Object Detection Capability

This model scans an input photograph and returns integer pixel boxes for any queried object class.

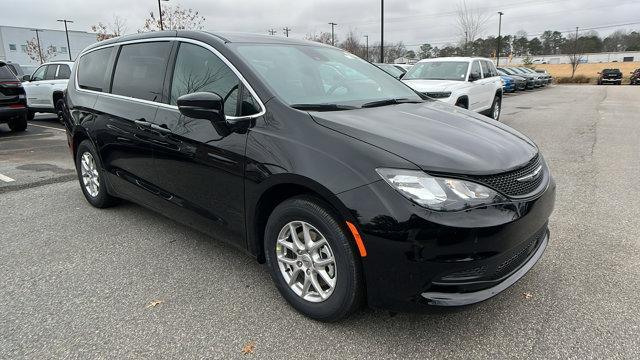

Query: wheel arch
[455,95,469,109]
[248,174,356,263]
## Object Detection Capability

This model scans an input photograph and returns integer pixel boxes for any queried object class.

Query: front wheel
[488,95,501,121]
[264,196,364,322]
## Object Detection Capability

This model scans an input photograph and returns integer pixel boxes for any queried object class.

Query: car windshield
[403,61,469,81]
[233,44,421,108]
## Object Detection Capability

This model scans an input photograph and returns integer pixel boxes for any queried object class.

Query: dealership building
[0,25,98,65]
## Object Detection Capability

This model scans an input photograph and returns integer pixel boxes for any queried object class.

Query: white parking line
[0,173,16,182]
[29,123,66,132]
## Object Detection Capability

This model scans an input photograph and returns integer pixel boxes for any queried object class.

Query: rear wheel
[488,95,501,121]
[75,140,119,208]
[264,196,363,322]
[8,114,27,132]
[55,99,65,123]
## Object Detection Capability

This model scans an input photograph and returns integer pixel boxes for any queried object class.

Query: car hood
[402,79,468,93]
[310,102,538,175]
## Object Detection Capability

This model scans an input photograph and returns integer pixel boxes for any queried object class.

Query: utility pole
[57,19,73,61]
[328,22,337,46]
[268,28,277,35]
[364,35,369,61]
[158,0,169,31]
[30,29,44,64]
[496,11,503,66]
[380,0,384,63]
[283,27,291,37]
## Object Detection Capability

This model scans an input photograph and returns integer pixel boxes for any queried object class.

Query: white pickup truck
[402,57,503,121]
[21,61,74,122]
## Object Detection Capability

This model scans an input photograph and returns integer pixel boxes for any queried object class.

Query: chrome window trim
[74,37,266,121]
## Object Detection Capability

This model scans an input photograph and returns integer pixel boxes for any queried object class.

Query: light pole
[364,35,369,61]
[380,0,384,63]
[158,0,169,31]
[496,11,503,66]
[328,22,337,46]
[268,29,276,35]
[283,27,291,37]
[57,19,73,61]
[30,29,44,64]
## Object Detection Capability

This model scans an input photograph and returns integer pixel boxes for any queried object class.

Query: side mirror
[468,72,480,82]
[177,92,230,136]
[22,75,31,82]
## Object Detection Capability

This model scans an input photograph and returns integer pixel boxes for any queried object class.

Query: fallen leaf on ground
[522,292,533,299]
[241,341,256,355]
[145,300,164,308]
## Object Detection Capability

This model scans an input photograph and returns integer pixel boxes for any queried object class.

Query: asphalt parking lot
[1,85,639,359]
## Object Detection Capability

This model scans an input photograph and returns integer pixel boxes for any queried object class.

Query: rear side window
[56,64,71,80]
[111,42,172,102]
[44,65,58,80]
[0,65,17,81]
[485,61,498,77]
[170,42,243,116]
[480,61,490,78]
[78,47,114,92]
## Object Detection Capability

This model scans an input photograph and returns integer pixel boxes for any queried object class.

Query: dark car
[597,69,622,85]
[375,63,405,79]
[497,69,527,91]
[0,61,28,132]
[498,67,536,89]
[629,68,639,85]
[65,32,555,321]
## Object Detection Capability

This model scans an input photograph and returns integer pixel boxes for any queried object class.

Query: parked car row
[498,67,552,91]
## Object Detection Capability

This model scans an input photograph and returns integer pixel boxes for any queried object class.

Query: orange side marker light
[346,221,367,257]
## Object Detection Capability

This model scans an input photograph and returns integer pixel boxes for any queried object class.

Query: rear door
[151,41,259,246]
[91,41,173,206]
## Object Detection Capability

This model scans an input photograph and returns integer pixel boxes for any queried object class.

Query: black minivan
[65,31,555,321]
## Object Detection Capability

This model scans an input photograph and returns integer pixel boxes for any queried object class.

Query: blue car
[501,75,516,93]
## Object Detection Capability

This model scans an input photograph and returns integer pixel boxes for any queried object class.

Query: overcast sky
[4,0,640,49]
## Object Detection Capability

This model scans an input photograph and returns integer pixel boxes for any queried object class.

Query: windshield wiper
[361,98,423,108]
[291,103,358,111]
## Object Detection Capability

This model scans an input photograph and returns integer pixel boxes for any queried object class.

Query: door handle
[149,123,172,134]
[134,118,151,130]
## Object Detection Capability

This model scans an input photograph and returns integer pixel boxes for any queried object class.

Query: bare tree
[91,15,128,42]
[567,30,583,78]
[305,32,335,45]
[140,5,206,32]
[340,31,364,58]
[25,38,55,64]
[456,0,489,49]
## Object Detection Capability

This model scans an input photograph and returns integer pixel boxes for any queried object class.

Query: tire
[75,140,119,208]
[8,114,27,132]
[55,99,65,124]
[488,95,501,121]
[26,110,35,121]
[264,196,363,322]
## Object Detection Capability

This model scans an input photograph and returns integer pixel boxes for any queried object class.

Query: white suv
[402,57,503,120]
[21,61,74,121]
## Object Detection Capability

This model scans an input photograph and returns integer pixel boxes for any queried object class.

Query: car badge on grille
[516,165,543,183]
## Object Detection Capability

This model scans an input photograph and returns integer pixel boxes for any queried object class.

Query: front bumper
[600,78,621,83]
[338,173,556,311]
[0,106,27,122]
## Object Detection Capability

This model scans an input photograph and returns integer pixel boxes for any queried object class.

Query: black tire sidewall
[264,196,362,321]
[8,114,27,132]
[75,140,113,208]
[490,95,501,121]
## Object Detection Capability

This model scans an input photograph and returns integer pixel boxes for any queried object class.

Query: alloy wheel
[275,221,337,302]
[80,152,100,197]
[493,98,501,120]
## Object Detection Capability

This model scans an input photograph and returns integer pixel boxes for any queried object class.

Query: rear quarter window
[78,47,114,92]
[0,65,18,81]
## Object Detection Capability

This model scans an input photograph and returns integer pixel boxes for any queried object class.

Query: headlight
[376,168,507,211]
[424,92,451,99]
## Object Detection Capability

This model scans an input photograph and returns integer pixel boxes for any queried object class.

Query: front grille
[470,154,544,197]
[489,226,547,280]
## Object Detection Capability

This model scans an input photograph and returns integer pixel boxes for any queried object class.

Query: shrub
[556,75,591,84]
